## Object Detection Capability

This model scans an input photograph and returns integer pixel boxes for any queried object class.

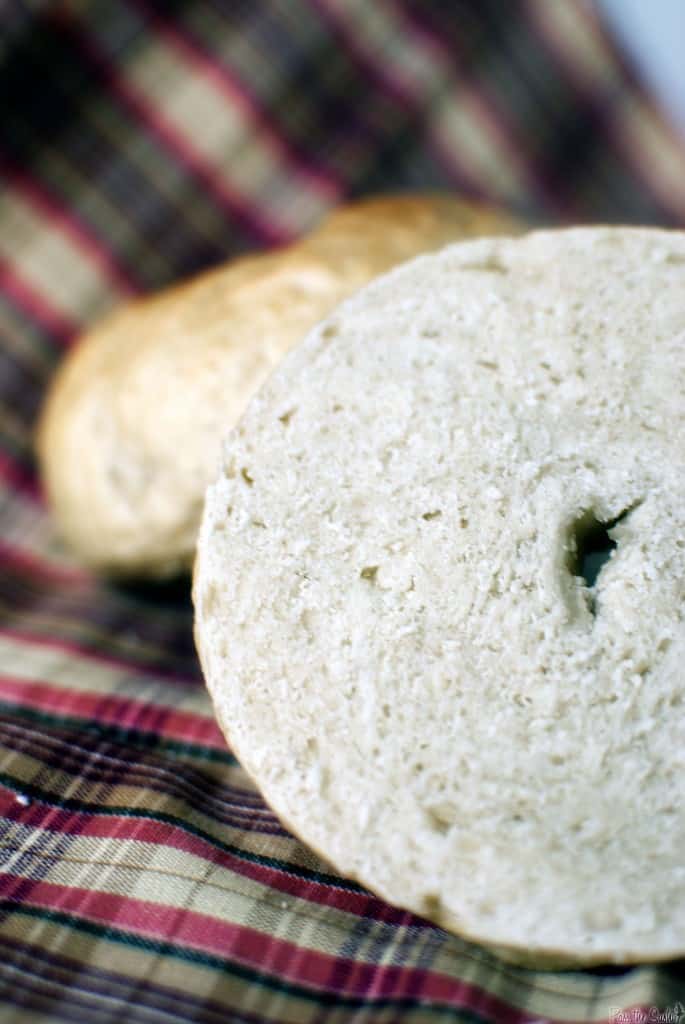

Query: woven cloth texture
[1,2,685,1021]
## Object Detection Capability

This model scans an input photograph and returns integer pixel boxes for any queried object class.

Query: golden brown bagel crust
[37,194,521,577]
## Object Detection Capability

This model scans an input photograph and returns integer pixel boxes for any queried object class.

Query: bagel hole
[566,505,637,613]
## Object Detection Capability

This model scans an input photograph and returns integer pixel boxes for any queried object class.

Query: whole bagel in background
[194,228,685,967]
[37,193,521,578]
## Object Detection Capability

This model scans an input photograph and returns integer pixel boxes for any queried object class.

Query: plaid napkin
[1,3,684,1021]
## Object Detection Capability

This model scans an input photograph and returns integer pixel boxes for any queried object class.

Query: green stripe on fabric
[0,770,364,890]
[0,701,235,765]
[0,903,492,1020]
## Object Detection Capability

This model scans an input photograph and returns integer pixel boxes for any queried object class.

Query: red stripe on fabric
[0,257,79,344]
[392,4,570,218]
[0,540,93,585]
[0,453,41,500]
[0,628,199,686]
[0,790,590,1023]
[0,723,268,812]
[0,937,256,1024]
[128,0,342,206]
[311,0,486,199]
[0,676,224,748]
[0,158,141,297]
[525,0,685,221]
[0,794,377,905]
[60,20,292,246]
[0,873,563,1019]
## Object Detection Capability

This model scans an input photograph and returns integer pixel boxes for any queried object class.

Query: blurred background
[3,0,685,456]
[3,0,685,476]
[3,0,685,346]
[1,4,685,1021]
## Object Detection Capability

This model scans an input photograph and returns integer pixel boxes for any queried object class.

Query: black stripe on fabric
[0,715,261,810]
[476,0,678,224]
[0,342,50,416]
[0,933,262,1024]
[0,711,285,838]
[0,903,498,1021]
[354,117,458,203]
[0,289,66,372]
[385,2,557,219]
[0,606,201,685]
[0,567,199,670]
[0,560,198,635]
[397,0,659,224]
[0,703,238,768]
[0,769,367,893]
[0,442,36,496]
[269,8,435,195]
[0,13,252,290]
[0,16,89,159]
[0,419,34,479]
[0,710,233,774]
[0,1,52,61]
[132,0,346,192]
[57,12,281,250]
[307,0,494,200]
[0,963,196,1024]
[406,1,592,215]
[175,1,357,164]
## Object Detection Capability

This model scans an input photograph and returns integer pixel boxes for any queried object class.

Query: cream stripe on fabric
[0,192,118,324]
[125,36,333,236]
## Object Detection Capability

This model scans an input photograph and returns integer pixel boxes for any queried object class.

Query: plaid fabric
[1,2,685,1021]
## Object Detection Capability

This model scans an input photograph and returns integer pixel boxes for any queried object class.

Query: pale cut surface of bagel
[37,193,521,577]
[194,227,685,967]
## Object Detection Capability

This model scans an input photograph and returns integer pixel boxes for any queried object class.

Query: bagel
[194,227,685,966]
[37,193,520,577]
